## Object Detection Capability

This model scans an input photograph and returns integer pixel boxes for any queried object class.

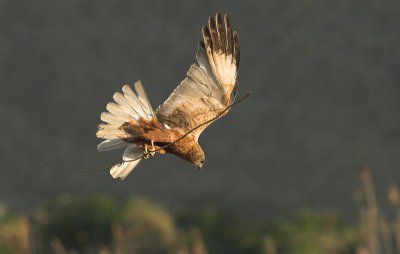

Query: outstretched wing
[156,13,240,140]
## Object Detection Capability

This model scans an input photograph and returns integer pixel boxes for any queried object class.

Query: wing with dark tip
[156,13,240,139]
[199,13,240,103]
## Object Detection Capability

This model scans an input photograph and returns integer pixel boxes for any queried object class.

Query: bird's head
[189,143,205,170]
[194,157,205,170]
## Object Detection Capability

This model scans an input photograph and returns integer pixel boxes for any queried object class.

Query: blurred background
[1,0,400,253]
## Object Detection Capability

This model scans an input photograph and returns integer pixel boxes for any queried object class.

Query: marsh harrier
[97,13,240,179]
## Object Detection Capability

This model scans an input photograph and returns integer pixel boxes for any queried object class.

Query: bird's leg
[143,145,150,159]
[148,140,156,156]
[143,140,156,159]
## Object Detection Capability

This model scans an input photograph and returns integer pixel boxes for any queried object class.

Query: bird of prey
[96,13,240,179]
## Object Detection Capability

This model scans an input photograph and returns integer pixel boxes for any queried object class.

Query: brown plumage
[96,13,240,179]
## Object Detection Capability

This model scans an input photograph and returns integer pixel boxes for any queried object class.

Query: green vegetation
[0,169,399,254]
[0,198,359,254]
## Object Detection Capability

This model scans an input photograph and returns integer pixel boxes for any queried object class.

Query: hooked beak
[195,161,204,170]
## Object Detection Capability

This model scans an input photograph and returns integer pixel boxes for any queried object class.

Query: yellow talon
[149,140,156,156]
[143,141,156,159]
[143,145,150,159]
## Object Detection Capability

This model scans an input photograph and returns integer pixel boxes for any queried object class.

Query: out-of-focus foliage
[0,197,359,254]
[264,211,359,254]
[176,209,359,254]
[0,203,35,254]
[1,169,400,254]
[115,198,179,253]
[38,194,120,252]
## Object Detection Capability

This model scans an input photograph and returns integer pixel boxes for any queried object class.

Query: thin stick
[47,91,252,173]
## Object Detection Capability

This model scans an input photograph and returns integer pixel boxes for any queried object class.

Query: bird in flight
[96,13,240,179]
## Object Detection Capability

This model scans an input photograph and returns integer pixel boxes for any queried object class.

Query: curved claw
[143,140,156,159]
[148,140,156,156]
